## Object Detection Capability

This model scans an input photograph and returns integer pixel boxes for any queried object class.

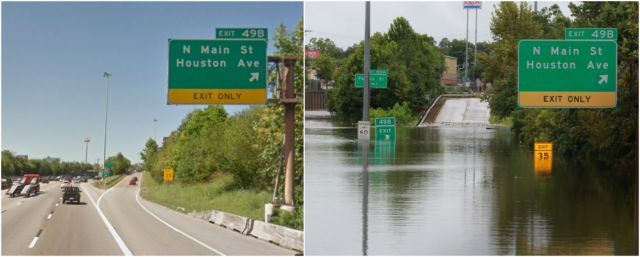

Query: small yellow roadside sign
[163,168,174,182]
[534,142,553,174]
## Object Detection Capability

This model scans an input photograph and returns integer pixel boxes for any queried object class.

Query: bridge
[417,94,490,127]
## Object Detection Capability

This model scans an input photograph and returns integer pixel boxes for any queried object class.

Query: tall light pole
[363,1,371,121]
[153,119,158,142]
[84,137,90,164]
[102,72,111,170]
[464,7,469,85]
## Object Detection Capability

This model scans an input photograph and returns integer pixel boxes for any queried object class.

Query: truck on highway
[62,186,81,204]
[6,174,40,198]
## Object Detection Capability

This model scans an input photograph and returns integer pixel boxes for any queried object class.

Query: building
[441,55,459,86]
[44,156,61,163]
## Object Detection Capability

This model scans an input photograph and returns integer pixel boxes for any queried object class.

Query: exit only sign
[518,40,617,108]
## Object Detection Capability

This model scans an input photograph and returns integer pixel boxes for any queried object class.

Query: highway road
[434,98,490,125]
[2,175,297,255]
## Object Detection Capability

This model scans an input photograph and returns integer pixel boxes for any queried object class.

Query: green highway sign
[375,116,396,141]
[518,40,617,108]
[101,170,111,178]
[216,28,268,40]
[168,39,267,105]
[104,161,113,168]
[375,117,396,126]
[375,126,396,141]
[565,28,617,41]
[355,69,388,88]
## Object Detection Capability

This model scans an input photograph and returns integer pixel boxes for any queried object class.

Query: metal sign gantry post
[268,56,300,208]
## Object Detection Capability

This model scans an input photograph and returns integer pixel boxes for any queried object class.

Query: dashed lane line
[28,229,43,249]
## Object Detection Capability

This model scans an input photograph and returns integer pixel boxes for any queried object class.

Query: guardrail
[190,210,304,252]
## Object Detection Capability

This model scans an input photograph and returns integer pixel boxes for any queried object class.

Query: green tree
[2,150,16,177]
[307,37,343,58]
[329,17,444,121]
[479,2,543,118]
[106,153,131,175]
[173,106,228,183]
[140,138,159,173]
[274,19,304,95]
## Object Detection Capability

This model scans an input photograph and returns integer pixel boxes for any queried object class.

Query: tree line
[306,17,491,124]
[2,150,133,178]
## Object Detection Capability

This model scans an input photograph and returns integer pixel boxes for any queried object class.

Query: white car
[60,181,70,190]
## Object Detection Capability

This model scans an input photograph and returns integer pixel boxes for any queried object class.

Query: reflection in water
[306,118,637,255]
[360,140,369,256]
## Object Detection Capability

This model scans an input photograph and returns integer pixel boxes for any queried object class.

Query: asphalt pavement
[2,176,297,255]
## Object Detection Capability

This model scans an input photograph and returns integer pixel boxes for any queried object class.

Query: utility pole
[102,72,111,170]
[473,7,478,91]
[464,8,469,85]
[363,1,371,121]
[84,137,90,164]
[153,118,158,142]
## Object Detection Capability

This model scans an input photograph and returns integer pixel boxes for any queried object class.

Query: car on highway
[129,177,138,185]
[1,178,12,190]
[62,186,81,204]
[60,180,70,190]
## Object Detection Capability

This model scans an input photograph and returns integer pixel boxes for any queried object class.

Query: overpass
[417,94,490,127]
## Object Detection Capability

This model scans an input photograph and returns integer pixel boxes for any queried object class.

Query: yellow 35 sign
[163,168,174,182]
[534,142,553,174]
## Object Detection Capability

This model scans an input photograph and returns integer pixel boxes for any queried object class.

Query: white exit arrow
[598,74,608,85]
[249,72,259,82]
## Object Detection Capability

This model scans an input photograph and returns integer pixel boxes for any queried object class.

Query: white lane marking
[55,203,59,207]
[81,184,133,256]
[134,188,226,256]
[28,237,39,248]
[17,201,23,206]
[47,214,52,219]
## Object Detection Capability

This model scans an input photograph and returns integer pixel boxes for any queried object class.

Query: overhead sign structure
[534,142,553,174]
[355,69,388,88]
[463,1,482,9]
[375,117,396,141]
[168,39,267,105]
[565,28,617,41]
[163,168,174,182]
[518,40,617,108]
[216,28,268,40]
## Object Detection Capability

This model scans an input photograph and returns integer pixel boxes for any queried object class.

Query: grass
[92,174,126,189]
[140,171,270,221]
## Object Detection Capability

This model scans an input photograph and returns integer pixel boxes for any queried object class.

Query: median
[92,174,126,189]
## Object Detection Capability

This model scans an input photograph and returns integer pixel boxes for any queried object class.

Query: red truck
[6,174,40,198]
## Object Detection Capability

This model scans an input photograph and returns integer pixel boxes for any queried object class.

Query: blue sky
[2,2,303,164]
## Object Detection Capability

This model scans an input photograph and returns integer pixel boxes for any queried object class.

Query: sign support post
[267,56,300,210]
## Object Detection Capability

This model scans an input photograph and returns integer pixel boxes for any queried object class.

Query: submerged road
[434,98,490,125]
[2,175,296,255]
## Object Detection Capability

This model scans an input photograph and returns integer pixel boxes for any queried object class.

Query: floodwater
[305,112,637,255]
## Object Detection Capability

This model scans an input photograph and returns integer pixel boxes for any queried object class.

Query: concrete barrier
[190,210,304,252]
